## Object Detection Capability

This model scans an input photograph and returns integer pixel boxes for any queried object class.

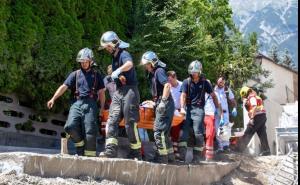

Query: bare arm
[210,92,219,109]
[98,88,106,116]
[180,92,187,109]
[162,83,171,100]
[47,84,68,109]
[119,61,133,72]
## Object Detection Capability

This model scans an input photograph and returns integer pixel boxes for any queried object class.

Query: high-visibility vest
[245,93,266,114]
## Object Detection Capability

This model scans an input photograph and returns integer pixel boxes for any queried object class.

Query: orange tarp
[102,107,184,129]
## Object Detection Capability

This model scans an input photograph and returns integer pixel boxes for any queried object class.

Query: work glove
[231,107,237,117]
[157,99,167,114]
[111,68,122,80]
[219,118,225,127]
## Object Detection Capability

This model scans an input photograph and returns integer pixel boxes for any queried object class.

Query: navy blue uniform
[63,69,104,157]
[104,49,141,158]
[180,78,212,107]
[64,69,104,100]
[112,49,138,87]
[178,77,213,162]
[150,67,175,163]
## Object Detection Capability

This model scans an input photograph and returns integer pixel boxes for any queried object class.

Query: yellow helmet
[240,86,250,98]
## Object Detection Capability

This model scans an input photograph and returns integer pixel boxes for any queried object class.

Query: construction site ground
[0,146,285,185]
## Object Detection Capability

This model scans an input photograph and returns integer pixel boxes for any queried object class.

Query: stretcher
[101,107,184,130]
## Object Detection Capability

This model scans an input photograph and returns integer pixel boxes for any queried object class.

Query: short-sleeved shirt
[112,49,138,87]
[204,92,221,115]
[64,69,105,99]
[150,67,168,98]
[170,80,182,110]
[181,77,213,108]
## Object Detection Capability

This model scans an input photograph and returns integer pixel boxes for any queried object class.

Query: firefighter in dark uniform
[179,60,219,163]
[98,31,142,160]
[140,51,175,164]
[47,48,105,157]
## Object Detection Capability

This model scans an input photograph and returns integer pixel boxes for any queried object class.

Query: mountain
[229,0,298,67]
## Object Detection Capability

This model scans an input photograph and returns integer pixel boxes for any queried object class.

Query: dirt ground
[213,153,283,185]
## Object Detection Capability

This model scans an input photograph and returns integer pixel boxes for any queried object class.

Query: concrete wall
[259,58,298,104]
[0,93,66,140]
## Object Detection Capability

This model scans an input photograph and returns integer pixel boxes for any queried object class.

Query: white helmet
[76,48,94,63]
[188,60,202,75]
[99,31,129,50]
[140,51,166,68]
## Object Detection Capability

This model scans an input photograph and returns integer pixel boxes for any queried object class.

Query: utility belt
[186,97,204,107]
[74,91,97,101]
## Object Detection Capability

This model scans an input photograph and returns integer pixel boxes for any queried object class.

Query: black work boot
[167,153,176,163]
[152,154,168,164]
[192,150,203,164]
[76,147,84,156]
[177,147,187,162]
[127,149,142,160]
[99,145,117,158]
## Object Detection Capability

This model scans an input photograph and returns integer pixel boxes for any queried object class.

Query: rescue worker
[47,48,105,157]
[167,71,183,160]
[140,51,175,164]
[204,80,222,161]
[179,60,219,163]
[214,76,238,152]
[235,86,271,156]
[98,31,142,160]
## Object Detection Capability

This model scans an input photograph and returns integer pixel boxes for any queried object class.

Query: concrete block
[0,152,240,185]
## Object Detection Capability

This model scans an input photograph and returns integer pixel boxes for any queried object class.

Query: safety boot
[152,154,168,164]
[177,146,187,162]
[192,150,203,164]
[127,149,142,160]
[167,153,176,163]
[99,145,117,158]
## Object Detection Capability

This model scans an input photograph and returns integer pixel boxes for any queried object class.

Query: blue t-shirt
[181,77,213,107]
[112,49,138,87]
[64,69,105,99]
[150,67,168,98]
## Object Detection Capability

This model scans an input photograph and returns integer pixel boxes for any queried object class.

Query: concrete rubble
[0,152,240,185]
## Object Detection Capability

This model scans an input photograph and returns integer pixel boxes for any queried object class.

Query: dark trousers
[105,86,141,154]
[238,113,270,153]
[178,106,205,153]
[64,98,98,156]
[154,97,175,156]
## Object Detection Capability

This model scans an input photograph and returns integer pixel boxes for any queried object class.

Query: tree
[131,0,268,99]
[269,45,280,64]
[0,0,134,113]
[281,49,293,67]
